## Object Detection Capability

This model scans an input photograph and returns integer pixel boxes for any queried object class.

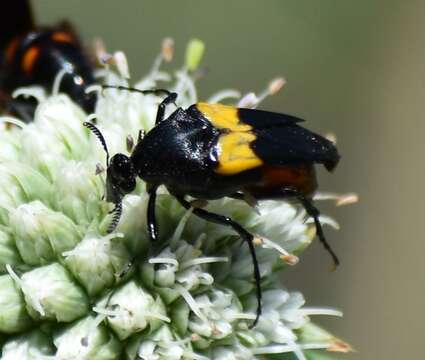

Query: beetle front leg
[147,184,159,242]
[155,92,177,124]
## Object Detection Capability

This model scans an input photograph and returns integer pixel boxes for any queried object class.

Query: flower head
[0,39,351,359]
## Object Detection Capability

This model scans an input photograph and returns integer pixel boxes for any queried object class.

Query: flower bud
[10,201,81,265]
[54,161,105,225]
[0,230,23,273]
[54,315,122,359]
[185,39,205,71]
[2,330,54,359]
[0,163,52,224]
[20,263,89,322]
[64,232,130,296]
[96,281,169,340]
[0,275,32,333]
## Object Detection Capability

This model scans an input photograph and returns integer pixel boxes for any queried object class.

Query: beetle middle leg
[174,195,262,328]
[117,184,159,279]
[147,184,159,242]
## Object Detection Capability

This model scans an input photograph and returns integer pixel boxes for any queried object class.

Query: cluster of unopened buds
[0,39,356,359]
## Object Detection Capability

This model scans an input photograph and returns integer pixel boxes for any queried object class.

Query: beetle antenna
[102,85,172,97]
[83,122,110,166]
[107,202,122,234]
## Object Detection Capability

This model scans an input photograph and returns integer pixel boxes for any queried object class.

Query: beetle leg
[298,195,340,269]
[174,195,262,328]
[101,85,178,124]
[147,184,159,242]
[118,184,159,278]
[233,189,339,269]
[155,92,177,124]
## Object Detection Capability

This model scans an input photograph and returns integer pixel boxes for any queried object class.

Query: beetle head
[106,153,137,204]
[84,122,137,233]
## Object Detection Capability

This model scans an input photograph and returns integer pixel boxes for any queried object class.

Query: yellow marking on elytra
[197,102,251,131]
[196,103,263,175]
[216,130,263,175]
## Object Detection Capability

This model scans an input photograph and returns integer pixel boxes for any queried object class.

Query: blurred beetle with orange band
[0,0,96,121]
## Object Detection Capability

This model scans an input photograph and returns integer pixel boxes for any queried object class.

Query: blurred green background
[34,0,424,358]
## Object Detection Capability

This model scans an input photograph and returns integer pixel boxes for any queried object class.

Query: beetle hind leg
[298,196,340,269]
[174,195,262,328]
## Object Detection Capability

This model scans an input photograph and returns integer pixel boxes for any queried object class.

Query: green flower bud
[95,281,169,340]
[10,201,81,265]
[0,163,52,208]
[64,232,130,296]
[54,315,122,360]
[0,274,32,333]
[185,39,205,71]
[55,161,105,225]
[18,263,89,322]
[0,230,23,273]
[2,329,54,359]
[188,289,242,341]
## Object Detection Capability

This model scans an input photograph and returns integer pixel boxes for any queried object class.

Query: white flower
[0,39,351,359]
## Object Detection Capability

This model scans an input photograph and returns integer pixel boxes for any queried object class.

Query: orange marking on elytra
[6,37,20,64]
[22,46,40,74]
[51,31,74,44]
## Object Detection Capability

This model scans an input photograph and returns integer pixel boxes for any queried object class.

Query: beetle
[84,85,340,327]
[0,0,96,121]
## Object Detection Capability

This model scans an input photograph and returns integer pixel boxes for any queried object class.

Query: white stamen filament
[149,257,179,267]
[149,54,163,76]
[86,114,98,123]
[180,256,228,269]
[300,307,343,317]
[170,207,193,247]
[12,87,46,103]
[254,236,299,265]
[314,192,359,206]
[308,215,340,230]
[85,84,103,96]
[288,339,307,360]
[231,312,256,320]
[253,342,331,354]
[52,68,69,96]
[0,116,27,128]
[175,284,208,323]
